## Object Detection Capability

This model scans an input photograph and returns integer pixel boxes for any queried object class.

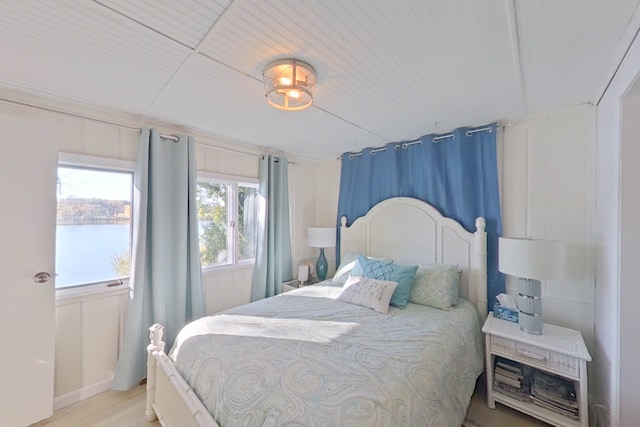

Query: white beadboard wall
[500,106,596,351]
[0,96,318,407]
[498,106,599,416]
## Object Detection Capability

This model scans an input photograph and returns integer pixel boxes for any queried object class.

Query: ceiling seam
[594,2,640,105]
[506,0,529,115]
[139,0,240,116]
[311,104,391,144]
[92,0,245,117]
[91,0,194,50]
[91,0,387,147]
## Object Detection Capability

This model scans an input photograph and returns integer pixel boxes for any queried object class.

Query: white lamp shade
[308,227,336,248]
[499,237,564,280]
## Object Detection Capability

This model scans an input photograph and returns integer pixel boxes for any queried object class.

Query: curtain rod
[0,96,264,159]
[345,125,493,159]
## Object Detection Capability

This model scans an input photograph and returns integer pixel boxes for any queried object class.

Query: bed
[145,197,488,427]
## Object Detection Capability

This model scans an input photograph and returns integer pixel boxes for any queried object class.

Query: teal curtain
[112,128,205,390]
[251,155,293,300]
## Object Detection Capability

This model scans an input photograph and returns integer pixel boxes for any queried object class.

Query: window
[197,175,258,269]
[56,156,134,289]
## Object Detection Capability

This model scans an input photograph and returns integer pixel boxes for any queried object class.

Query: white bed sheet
[170,281,484,427]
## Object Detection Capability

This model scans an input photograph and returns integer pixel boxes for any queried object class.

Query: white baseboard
[53,376,113,410]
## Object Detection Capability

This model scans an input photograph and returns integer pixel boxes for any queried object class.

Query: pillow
[354,255,418,309]
[333,251,359,285]
[337,274,398,314]
[335,252,391,285]
[409,264,462,310]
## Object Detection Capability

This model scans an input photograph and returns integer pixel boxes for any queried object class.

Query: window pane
[238,186,258,261]
[197,182,229,266]
[56,167,132,288]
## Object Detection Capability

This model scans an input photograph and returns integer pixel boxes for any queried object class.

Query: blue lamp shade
[308,227,336,281]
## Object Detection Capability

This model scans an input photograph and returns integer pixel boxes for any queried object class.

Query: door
[0,115,58,426]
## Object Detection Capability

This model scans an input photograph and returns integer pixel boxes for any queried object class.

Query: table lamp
[498,237,564,335]
[308,227,336,281]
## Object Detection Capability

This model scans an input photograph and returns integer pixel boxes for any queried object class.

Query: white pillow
[337,274,398,314]
[333,251,359,284]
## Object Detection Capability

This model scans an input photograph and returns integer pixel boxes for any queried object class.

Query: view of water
[55,223,130,288]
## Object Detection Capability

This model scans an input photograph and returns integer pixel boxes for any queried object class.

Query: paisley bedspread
[170,282,484,427]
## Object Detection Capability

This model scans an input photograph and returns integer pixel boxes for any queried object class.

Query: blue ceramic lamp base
[316,248,328,281]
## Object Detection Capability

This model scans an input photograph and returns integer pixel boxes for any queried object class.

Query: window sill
[55,280,130,306]
[202,263,254,275]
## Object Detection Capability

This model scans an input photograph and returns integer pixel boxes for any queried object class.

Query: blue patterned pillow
[354,255,418,309]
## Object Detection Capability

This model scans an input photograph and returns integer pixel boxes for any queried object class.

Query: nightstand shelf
[281,278,320,293]
[281,279,303,293]
[482,312,591,427]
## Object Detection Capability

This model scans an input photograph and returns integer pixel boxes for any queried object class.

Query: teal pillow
[354,255,418,309]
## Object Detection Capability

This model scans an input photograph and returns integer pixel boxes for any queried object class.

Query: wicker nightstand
[482,312,591,427]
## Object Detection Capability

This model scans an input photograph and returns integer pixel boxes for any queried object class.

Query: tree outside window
[197,180,258,268]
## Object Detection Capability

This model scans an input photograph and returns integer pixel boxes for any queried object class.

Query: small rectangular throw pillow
[353,255,418,309]
[409,264,462,310]
[338,274,398,314]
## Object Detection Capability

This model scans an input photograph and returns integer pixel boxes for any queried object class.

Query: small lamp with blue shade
[308,227,336,281]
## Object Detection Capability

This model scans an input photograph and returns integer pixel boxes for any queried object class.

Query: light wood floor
[30,376,551,427]
[29,385,159,427]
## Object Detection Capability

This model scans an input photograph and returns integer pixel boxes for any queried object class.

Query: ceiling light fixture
[263,59,316,111]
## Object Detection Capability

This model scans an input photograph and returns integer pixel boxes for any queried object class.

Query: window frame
[197,171,259,273]
[55,153,135,300]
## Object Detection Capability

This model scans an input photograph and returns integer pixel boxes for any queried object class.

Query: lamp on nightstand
[308,227,336,281]
[498,237,564,335]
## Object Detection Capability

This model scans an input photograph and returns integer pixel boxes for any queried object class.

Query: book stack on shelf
[530,370,579,420]
[492,357,530,401]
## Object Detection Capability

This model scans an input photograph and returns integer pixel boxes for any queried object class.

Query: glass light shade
[263,59,316,111]
[308,227,336,248]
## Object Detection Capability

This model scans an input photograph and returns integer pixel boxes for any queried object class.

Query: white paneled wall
[500,107,596,352]
[288,158,342,279]
[0,96,314,408]
[54,291,128,408]
[203,266,254,314]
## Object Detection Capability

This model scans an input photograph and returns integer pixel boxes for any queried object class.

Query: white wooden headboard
[340,197,488,318]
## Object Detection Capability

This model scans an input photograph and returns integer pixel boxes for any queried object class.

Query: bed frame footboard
[146,323,220,427]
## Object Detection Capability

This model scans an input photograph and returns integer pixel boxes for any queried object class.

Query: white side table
[482,312,592,427]
[281,279,301,293]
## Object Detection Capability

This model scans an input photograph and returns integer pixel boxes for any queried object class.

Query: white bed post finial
[146,323,165,421]
[474,217,488,320]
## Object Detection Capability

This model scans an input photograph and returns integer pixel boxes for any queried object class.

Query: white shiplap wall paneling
[500,107,595,349]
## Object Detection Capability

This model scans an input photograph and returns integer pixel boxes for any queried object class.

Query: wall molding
[53,377,113,410]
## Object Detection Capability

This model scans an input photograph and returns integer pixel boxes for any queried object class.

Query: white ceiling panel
[198,1,526,141]
[97,0,232,49]
[516,0,640,113]
[0,1,192,112]
[146,54,387,158]
[0,0,638,159]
